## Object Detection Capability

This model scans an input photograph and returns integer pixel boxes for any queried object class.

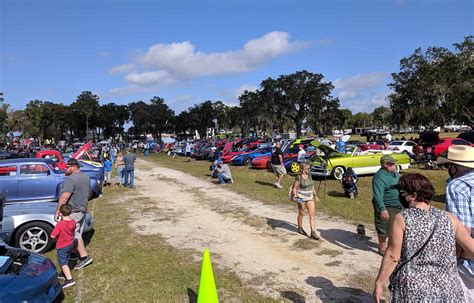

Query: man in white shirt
[385,133,392,142]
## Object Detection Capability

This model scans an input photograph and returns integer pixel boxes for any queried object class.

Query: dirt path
[123,159,382,302]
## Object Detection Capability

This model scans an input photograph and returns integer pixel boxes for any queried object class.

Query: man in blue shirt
[335,137,345,153]
[438,145,474,301]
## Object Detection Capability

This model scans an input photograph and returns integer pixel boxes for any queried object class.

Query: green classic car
[308,141,411,179]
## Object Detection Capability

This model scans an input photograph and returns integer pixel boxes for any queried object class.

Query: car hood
[310,141,343,157]
[72,142,93,160]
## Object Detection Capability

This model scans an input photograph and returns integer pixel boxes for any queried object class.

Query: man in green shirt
[372,154,402,255]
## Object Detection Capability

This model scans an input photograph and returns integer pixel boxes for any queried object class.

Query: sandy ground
[119,159,383,302]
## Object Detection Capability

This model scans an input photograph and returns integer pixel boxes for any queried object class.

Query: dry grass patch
[292,239,321,250]
[315,248,343,257]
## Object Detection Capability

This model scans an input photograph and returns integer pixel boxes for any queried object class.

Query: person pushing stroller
[342,167,358,198]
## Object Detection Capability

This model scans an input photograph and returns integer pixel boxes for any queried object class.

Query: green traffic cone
[197,249,219,303]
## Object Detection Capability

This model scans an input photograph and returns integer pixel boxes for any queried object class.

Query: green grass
[46,186,272,302]
[148,153,448,224]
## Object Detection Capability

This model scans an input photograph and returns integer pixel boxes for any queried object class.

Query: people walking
[114,151,125,186]
[373,173,474,302]
[123,148,136,188]
[290,161,320,240]
[438,145,474,301]
[372,155,402,256]
[271,140,286,189]
[55,159,93,270]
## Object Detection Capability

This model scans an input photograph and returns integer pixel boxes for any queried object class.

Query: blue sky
[1,0,472,114]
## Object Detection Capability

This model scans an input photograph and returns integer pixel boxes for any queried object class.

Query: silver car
[0,194,93,254]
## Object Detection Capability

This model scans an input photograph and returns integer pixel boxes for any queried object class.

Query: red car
[359,140,384,151]
[250,141,315,170]
[432,138,474,157]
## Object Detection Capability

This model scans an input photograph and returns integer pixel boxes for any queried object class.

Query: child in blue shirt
[103,157,113,186]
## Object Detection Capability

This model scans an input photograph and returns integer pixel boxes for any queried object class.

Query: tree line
[0,36,471,143]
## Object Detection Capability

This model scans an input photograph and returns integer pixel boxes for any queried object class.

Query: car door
[17,163,58,201]
[405,142,417,153]
[0,164,19,201]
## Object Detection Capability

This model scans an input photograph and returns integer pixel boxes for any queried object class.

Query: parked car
[250,139,311,170]
[231,146,273,166]
[221,147,255,163]
[388,140,417,154]
[457,131,474,144]
[308,141,411,180]
[432,138,474,157]
[0,150,28,160]
[0,193,93,253]
[0,241,63,301]
[359,141,384,151]
[0,158,102,202]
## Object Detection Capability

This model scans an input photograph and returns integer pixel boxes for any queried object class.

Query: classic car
[221,147,255,163]
[308,141,411,179]
[432,138,474,157]
[0,158,102,202]
[0,192,93,254]
[231,146,273,166]
[0,242,63,301]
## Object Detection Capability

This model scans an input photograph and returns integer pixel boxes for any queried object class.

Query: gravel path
[123,159,382,302]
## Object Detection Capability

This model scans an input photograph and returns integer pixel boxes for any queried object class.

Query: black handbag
[388,216,439,291]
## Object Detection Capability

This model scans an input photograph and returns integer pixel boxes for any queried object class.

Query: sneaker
[62,279,76,289]
[297,226,308,236]
[74,255,93,269]
[310,231,320,240]
[275,183,283,189]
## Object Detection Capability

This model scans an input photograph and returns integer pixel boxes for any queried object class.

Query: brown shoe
[297,226,308,236]
[310,231,320,240]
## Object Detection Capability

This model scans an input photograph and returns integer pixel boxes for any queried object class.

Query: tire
[243,157,252,166]
[332,166,345,180]
[14,221,54,254]
[402,150,409,155]
[289,161,301,174]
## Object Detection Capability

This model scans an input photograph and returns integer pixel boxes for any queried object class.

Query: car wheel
[243,157,252,166]
[289,161,300,174]
[402,150,409,155]
[332,166,345,180]
[15,222,54,254]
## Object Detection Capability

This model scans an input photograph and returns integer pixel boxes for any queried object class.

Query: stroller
[342,168,358,199]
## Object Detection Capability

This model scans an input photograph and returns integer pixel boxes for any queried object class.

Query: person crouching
[51,204,77,289]
[215,162,233,184]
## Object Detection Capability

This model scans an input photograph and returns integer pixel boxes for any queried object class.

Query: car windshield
[390,141,403,145]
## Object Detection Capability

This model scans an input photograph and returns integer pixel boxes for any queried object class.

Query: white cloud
[234,84,258,98]
[342,91,390,113]
[334,72,387,99]
[109,63,136,74]
[109,31,309,93]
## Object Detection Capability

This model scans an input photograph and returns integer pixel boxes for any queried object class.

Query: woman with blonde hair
[114,150,125,186]
[290,161,320,240]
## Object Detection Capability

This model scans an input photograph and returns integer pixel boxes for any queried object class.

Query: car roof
[0,158,55,165]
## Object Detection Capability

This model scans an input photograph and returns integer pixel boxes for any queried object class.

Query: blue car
[0,242,63,301]
[0,158,101,203]
[231,146,273,166]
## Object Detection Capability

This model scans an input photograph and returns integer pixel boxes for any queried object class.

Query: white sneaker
[275,183,283,189]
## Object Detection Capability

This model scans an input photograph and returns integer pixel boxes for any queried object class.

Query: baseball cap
[299,144,304,148]
[380,155,397,165]
[66,158,81,167]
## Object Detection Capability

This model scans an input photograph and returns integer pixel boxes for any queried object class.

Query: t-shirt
[297,150,306,162]
[296,174,313,191]
[372,169,401,212]
[271,147,283,165]
[61,172,91,213]
[104,160,113,172]
[51,219,76,249]
[123,153,136,170]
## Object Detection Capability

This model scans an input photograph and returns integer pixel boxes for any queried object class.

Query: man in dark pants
[55,159,93,269]
[372,155,402,255]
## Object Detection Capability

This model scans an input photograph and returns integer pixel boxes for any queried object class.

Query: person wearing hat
[297,144,306,162]
[438,145,474,301]
[372,154,402,255]
[56,158,93,270]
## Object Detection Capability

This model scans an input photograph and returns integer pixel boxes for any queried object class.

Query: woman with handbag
[290,161,320,240]
[373,173,474,302]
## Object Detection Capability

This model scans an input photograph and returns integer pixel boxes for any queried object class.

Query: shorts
[272,164,287,176]
[374,206,402,237]
[70,211,86,239]
[57,242,74,267]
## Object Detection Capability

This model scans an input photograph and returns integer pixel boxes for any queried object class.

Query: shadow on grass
[432,194,446,203]
[305,276,376,303]
[266,217,298,233]
[187,288,197,303]
[280,290,306,302]
[327,191,347,198]
[255,180,276,187]
[318,228,378,253]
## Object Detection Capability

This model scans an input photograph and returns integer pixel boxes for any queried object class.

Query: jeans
[116,166,124,184]
[124,169,135,188]
[217,173,231,184]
